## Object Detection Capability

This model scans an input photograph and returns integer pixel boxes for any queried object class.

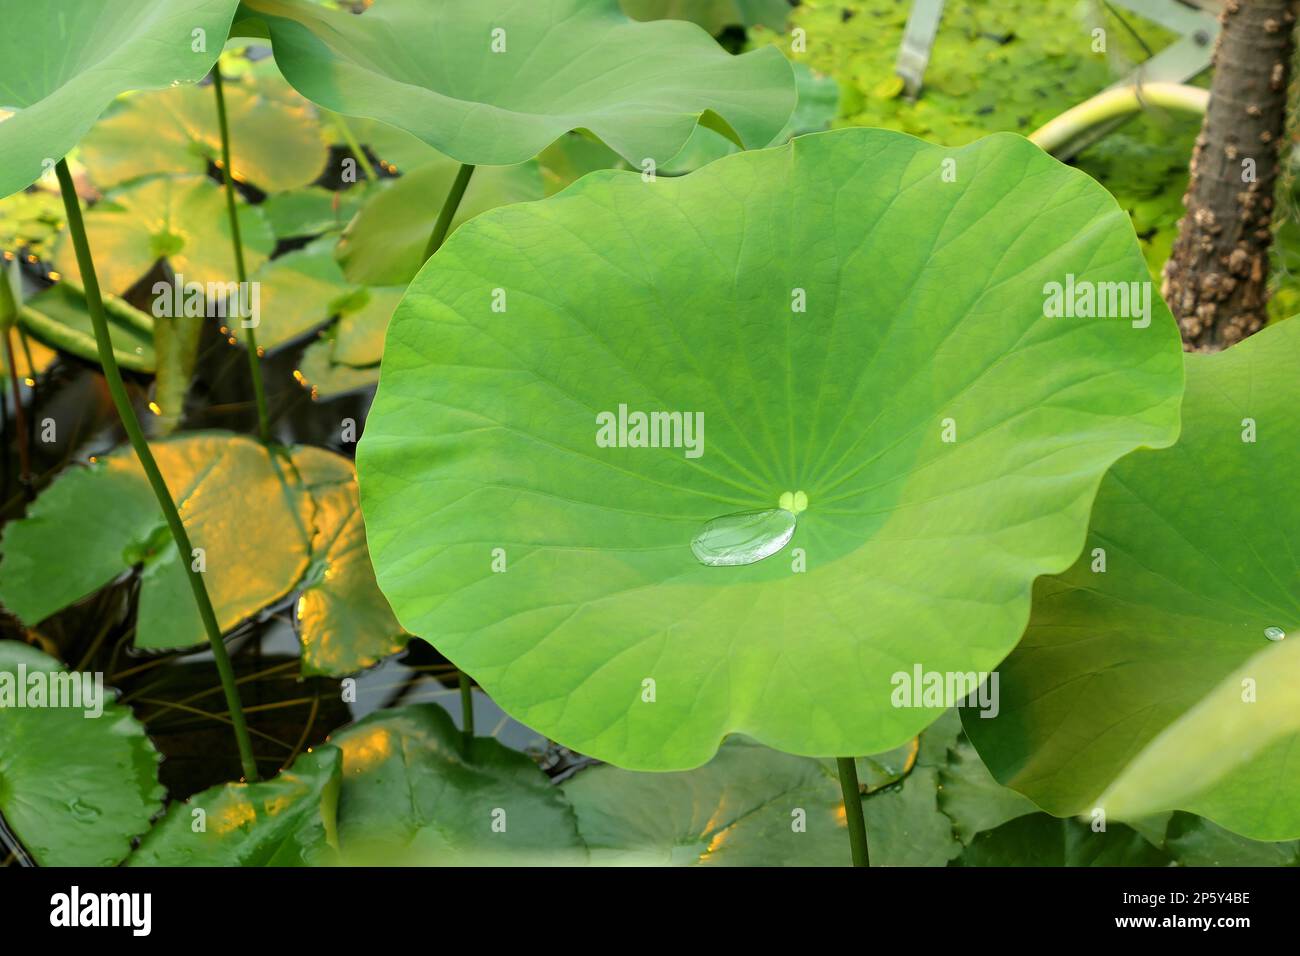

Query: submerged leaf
[129,746,340,866]
[51,174,273,295]
[262,184,370,241]
[0,641,164,866]
[0,188,64,257]
[357,127,1183,769]
[292,448,408,676]
[224,237,403,358]
[331,705,585,865]
[937,737,1039,845]
[79,79,328,194]
[294,331,380,401]
[953,815,1170,867]
[565,738,843,865]
[563,713,961,866]
[0,432,314,649]
[1162,812,1300,867]
[241,241,353,352]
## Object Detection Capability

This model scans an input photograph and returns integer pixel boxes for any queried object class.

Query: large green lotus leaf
[336,160,546,287]
[292,447,408,676]
[357,127,1184,769]
[953,814,1171,867]
[0,0,241,200]
[564,712,961,866]
[468,62,835,194]
[51,174,273,295]
[129,746,340,866]
[0,641,164,866]
[965,319,1300,840]
[78,79,328,194]
[232,0,795,166]
[0,432,314,650]
[330,704,586,865]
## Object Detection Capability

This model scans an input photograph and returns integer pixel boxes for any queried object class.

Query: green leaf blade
[966,318,1300,840]
[237,0,795,167]
[331,704,586,865]
[358,127,1184,770]
[0,0,242,199]
[129,747,340,866]
[0,641,164,867]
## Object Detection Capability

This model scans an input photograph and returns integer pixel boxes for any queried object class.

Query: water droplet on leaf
[1265,626,1286,642]
[691,508,796,567]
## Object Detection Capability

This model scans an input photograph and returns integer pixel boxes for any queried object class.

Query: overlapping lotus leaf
[0,0,241,198]
[966,319,1300,841]
[232,0,795,166]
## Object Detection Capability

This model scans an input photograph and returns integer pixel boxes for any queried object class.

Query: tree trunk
[1162,0,1299,351]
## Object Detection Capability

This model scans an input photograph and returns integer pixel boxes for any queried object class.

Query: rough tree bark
[1162,0,1299,351]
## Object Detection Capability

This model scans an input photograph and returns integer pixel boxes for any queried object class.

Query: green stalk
[0,267,30,490]
[212,68,271,444]
[330,113,378,182]
[54,159,260,783]
[424,162,478,740]
[16,326,36,382]
[458,671,475,757]
[2,330,30,491]
[836,757,869,867]
[422,163,475,263]
[1029,82,1209,157]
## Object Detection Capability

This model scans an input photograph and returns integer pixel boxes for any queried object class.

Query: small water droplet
[691,508,796,567]
[1265,626,1286,642]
